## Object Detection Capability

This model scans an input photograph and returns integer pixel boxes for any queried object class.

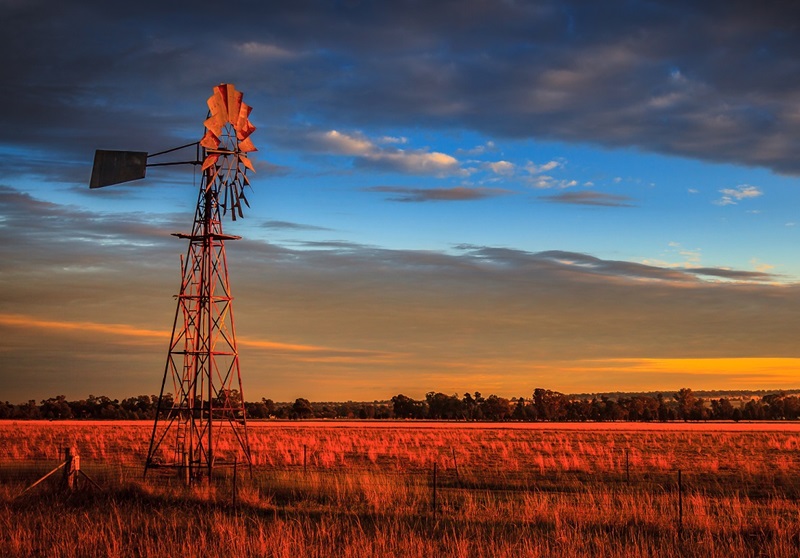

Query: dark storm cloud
[540,191,635,207]
[365,185,512,202]
[4,1,800,184]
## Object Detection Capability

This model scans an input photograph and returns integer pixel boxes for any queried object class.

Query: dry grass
[2,421,800,557]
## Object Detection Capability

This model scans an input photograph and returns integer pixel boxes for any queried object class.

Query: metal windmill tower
[90,84,256,480]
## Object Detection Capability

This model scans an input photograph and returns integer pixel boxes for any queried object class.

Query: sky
[2,0,800,402]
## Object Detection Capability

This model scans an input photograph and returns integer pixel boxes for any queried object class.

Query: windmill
[90,84,256,481]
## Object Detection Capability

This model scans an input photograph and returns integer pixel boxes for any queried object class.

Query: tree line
[1,388,799,421]
[392,388,800,422]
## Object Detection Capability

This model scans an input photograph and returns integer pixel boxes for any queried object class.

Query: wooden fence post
[61,447,79,492]
[182,452,190,487]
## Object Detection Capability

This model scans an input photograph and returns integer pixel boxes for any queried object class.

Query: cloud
[5,1,800,187]
[2,186,798,400]
[487,160,514,175]
[308,129,461,175]
[686,268,775,282]
[0,313,397,363]
[457,141,496,156]
[715,184,763,206]
[314,130,374,156]
[539,191,635,207]
[262,220,334,232]
[527,176,579,189]
[526,160,563,174]
[236,41,302,60]
[365,185,512,202]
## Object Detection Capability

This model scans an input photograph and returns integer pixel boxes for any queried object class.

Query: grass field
[2,421,800,557]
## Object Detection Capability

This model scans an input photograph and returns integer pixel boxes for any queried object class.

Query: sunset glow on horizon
[2,1,800,403]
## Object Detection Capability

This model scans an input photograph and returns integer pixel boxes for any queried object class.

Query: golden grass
[2,421,800,557]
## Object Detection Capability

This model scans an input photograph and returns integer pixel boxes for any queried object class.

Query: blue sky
[2,1,800,401]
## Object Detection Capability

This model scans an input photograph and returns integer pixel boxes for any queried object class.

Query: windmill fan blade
[221,183,229,214]
[240,190,250,208]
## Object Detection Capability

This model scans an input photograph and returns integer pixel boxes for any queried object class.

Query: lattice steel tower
[90,84,257,480]
[145,84,256,479]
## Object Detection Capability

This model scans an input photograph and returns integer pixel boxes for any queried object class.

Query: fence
[4,441,800,537]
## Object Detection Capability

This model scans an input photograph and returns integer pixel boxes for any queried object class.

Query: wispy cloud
[0,313,394,363]
[715,184,763,206]
[262,220,334,232]
[487,160,514,175]
[526,160,563,174]
[685,268,775,282]
[236,41,302,60]
[3,182,798,400]
[309,130,461,176]
[540,191,635,207]
[456,141,496,156]
[365,185,512,202]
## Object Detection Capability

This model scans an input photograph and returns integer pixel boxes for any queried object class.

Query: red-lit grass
[3,421,800,556]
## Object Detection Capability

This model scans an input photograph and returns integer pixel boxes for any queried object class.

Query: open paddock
[3,420,800,557]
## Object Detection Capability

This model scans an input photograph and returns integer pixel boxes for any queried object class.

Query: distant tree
[259,398,276,416]
[291,398,314,419]
[215,389,242,412]
[40,395,73,420]
[0,401,14,419]
[245,401,270,419]
[710,398,734,420]
[533,388,567,421]
[20,400,40,419]
[674,388,696,421]
[742,399,765,420]
[480,395,512,421]
[462,392,484,421]
[391,394,426,419]
[603,397,626,421]
[656,394,673,421]
[426,392,463,420]
[689,398,708,421]
[784,396,800,420]
[512,397,527,421]
[565,399,588,421]
[120,395,156,419]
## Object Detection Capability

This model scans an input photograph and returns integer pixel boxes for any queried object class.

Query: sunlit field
[3,421,800,557]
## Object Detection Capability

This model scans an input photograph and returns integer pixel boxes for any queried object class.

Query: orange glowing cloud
[0,313,395,364]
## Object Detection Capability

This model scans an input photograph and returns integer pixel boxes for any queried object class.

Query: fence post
[452,448,460,482]
[61,447,78,492]
[303,444,307,474]
[182,452,190,487]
